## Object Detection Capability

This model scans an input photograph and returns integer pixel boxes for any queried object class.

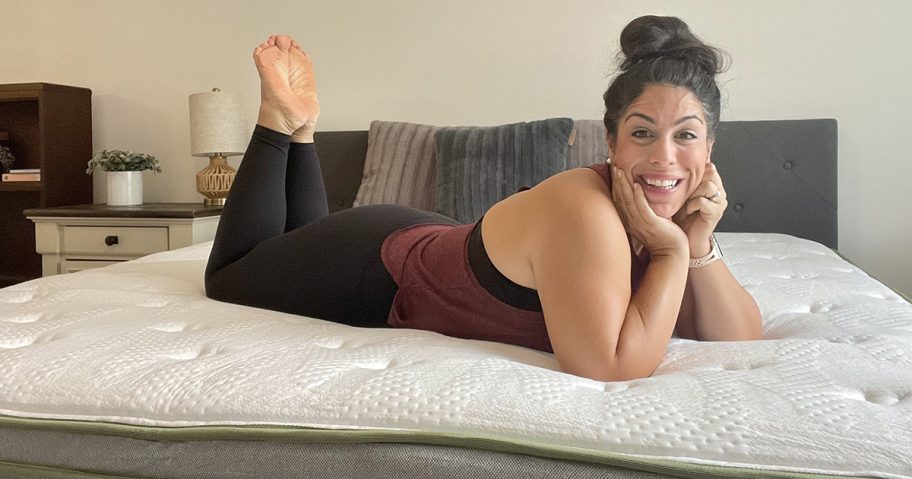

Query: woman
[205,15,762,382]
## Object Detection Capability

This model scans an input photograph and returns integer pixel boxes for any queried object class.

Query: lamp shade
[189,89,247,157]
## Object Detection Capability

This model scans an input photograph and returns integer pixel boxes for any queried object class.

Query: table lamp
[189,88,247,205]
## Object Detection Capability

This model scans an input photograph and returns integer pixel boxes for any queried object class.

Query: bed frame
[314,119,839,249]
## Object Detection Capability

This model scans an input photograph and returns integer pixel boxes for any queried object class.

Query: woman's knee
[203,266,229,301]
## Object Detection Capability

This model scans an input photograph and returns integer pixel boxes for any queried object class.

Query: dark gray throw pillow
[434,118,574,224]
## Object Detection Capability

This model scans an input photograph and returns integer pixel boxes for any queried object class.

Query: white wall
[2,0,910,297]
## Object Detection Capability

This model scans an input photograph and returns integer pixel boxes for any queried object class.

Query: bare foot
[253,35,320,141]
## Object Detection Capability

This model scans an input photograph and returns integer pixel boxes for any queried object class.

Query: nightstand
[25,203,222,276]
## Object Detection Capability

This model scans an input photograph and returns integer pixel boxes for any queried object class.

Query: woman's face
[608,84,714,219]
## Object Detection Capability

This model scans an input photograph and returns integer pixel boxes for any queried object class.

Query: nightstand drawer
[28,203,222,277]
[62,226,169,255]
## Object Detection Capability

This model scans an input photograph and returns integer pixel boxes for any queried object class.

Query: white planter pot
[106,171,143,206]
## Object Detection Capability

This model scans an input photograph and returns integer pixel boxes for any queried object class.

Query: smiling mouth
[639,176,683,191]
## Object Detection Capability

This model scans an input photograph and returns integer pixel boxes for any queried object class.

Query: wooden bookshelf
[0,181,42,192]
[0,83,92,288]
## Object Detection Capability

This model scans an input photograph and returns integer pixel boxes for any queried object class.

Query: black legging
[204,126,458,327]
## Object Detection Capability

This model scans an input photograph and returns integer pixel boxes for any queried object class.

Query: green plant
[86,149,161,174]
[0,145,14,173]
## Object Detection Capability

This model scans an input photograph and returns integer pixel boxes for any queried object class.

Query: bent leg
[207,33,328,275]
[203,34,461,327]
[285,141,329,232]
[205,126,317,275]
[206,204,457,327]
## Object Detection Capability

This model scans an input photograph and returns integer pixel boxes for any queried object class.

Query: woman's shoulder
[488,167,623,250]
[482,166,629,292]
[521,168,634,370]
[527,166,614,215]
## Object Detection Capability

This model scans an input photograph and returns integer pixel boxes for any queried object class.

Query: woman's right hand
[611,166,688,258]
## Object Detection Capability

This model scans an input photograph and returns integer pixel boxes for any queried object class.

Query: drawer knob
[104,235,119,246]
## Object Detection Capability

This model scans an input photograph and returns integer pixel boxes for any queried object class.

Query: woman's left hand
[672,162,727,257]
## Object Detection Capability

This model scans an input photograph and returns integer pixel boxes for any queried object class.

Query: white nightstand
[25,203,222,276]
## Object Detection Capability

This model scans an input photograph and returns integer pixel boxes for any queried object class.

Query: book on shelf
[9,168,40,174]
[2,172,41,182]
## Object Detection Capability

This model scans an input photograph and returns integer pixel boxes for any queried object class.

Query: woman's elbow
[743,296,764,340]
[559,352,659,382]
[564,366,653,383]
[706,300,763,342]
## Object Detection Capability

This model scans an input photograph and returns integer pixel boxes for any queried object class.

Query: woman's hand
[672,162,727,256]
[611,166,688,258]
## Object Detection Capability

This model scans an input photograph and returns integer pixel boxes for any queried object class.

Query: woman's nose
[649,137,676,166]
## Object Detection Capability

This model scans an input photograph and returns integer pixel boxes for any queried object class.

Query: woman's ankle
[291,124,316,143]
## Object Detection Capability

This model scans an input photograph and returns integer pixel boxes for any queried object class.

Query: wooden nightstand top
[24,203,223,219]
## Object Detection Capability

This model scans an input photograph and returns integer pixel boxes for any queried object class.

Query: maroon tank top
[380,222,552,352]
[587,161,611,187]
[379,162,638,354]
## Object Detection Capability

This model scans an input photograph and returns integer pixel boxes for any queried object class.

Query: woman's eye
[677,131,698,140]
[632,130,651,138]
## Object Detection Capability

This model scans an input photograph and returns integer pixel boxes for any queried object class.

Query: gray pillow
[353,120,437,211]
[434,118,574,224]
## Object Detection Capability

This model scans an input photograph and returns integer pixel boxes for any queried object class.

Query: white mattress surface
[1,233,910,478]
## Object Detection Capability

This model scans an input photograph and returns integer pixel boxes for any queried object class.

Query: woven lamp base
[196,155,236,206]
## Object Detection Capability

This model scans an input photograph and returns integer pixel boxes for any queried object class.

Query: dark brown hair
[603,16,727,141]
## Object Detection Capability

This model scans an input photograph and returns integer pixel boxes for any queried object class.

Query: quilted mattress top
[0,233,910,478]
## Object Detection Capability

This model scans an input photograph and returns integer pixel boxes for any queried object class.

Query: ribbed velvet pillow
[353,120,437,211]
[568,119,609,168]
[434,118,574,224]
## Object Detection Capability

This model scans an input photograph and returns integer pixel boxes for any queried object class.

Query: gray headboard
[314,118,838,249]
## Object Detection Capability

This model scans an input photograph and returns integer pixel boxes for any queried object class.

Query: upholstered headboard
[313,119,838,249]
[712,119,838,249]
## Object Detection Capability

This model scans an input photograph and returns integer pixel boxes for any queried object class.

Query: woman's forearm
[686,261,762,341]
[613,251,689,380]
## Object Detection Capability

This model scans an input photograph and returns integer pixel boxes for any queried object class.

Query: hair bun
[618,15,725,75]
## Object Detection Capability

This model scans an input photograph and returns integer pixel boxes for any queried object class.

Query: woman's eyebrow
[624,113,704,125]
[675,115,703,125]
[625,112,655,124]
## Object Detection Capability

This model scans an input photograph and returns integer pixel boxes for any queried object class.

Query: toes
[254,35,276,55]
[253,34,309,65]
[274,34,293,51]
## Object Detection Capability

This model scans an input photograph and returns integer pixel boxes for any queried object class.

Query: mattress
[0,233,910,479]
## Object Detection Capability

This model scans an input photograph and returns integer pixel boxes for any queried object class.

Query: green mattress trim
[0,460,147,479]
[0,414,882,479]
